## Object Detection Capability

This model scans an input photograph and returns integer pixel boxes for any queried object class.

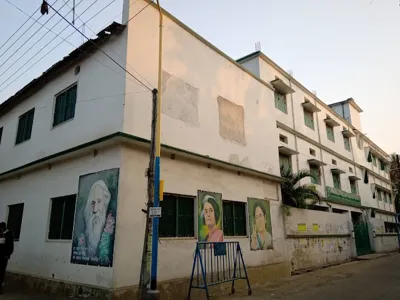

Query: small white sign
[149,207,162,218]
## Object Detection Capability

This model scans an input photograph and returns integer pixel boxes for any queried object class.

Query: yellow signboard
[297,223,307,232]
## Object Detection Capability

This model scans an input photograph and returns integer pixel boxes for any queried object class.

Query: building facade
[0,0,397,298]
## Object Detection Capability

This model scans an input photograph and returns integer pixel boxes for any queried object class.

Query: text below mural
[70,168,119,268]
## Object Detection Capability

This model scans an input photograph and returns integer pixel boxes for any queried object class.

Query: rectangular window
[379,160,386,171]
[0,127,3,145]
[388,194,392,204]
[279,134,288,144]
[332,172,341,189]
[377,189,382,201]
[326,125,335,142]
[223,201,247,236]
[16,108,35,145]
[159,194,194,237]
[274,91,287,113]
[53,84,78,127]
[7,203,24,240]
[279,153,292,172]
[343,136,351,151]
[304,109,314,130]
[350,179,357,194]
[48,195,77,240]
[372,155,377,166]
[310,165,321,185]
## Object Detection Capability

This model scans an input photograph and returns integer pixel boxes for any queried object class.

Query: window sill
[51,117,75,130]
[45,239,72,243]
[15,138,31,147]
[159,237,196,241]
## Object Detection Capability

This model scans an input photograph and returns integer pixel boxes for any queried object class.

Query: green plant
[280,166,322,209]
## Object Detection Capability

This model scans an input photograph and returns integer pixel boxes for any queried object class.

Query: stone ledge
[6,261,290,300]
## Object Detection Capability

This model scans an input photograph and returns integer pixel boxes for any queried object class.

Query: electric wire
[45,0,153,91]
[0,0,147,93]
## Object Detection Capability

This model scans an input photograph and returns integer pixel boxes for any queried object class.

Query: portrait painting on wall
[248,198,273,250]
[70,168,119,267]
[197,190,224,243]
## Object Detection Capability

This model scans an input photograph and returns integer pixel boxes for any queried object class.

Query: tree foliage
[280,167,322,209]
[389,153,400,213]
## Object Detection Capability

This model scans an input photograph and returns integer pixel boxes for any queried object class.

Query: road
[220,253,400,300]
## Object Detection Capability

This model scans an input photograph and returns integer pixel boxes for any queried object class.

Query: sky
[0,0,399,153]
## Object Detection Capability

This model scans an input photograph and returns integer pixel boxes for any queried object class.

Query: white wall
[370,218,399,253]
[0,147,122,288]
[113,146,284,288]
[122,1,280,176]
[284,208,352,270]
[0,35,127,174]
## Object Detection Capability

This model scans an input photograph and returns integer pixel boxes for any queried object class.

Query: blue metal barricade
[186,241,251,300]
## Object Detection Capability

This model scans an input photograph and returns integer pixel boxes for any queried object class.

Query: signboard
[326,186,361,206]
[149,207,162,218]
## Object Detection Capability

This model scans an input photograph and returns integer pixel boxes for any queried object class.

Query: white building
[0,1,397,298]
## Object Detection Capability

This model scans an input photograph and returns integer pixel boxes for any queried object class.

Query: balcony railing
[326,186,361,207]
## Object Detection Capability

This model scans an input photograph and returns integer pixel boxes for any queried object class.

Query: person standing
[0,222,14,294]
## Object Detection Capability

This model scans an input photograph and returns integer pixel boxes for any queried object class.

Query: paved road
[220,253,400,300]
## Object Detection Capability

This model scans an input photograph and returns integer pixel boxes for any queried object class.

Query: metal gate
[354,223,372,256]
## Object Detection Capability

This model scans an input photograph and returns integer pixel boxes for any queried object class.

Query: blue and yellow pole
[150,0,163,291]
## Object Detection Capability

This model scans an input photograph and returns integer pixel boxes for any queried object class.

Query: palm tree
[280,167,321,209]
[389,153,400,213]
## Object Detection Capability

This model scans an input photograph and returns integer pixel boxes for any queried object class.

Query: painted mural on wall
[248,198,273,250]
[198,190,224,243]
[70,168,119,267]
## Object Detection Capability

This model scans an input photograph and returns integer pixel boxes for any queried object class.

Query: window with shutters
[279,153,292,173]
[350,179,357,194]
[304,109,314,130]
[16,108,35,145]
[274,91,287,113]
[343,136,351,151]
[159,194,194,237]
[372,155,377,166]
[48,195,76,240]
[332,172,341,189]
[377,189,382,201]
[0,127,3,145]
[388,193,392,204]
[326,125,335,142]
[7,203,24,240]
[53,84,78,127]
[223,201,247,236]
[309,164,321,185]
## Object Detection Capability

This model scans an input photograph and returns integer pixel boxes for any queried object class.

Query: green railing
[326,186,361,207]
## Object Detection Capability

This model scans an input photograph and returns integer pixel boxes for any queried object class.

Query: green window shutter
[53,85,77,127]
[274,92,287,113]
[304,110,314,129]
[177,196,194,237]
[159,195,177,237]
[223,201,234,236]
[372,155,377,166]
[344,137,351,151]
[326,125,335,142]
[377,190,382,201]
[279,154,291,172]
[233,202,246,236]
[332,172,341,189]
[310,165,320,185]
[388,194,392,204]
[350,180,357,194]
[0,127,3,145]
[367,151,372,162]
[16,108,35,144]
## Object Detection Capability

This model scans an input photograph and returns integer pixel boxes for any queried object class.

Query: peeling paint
[217,96,246,145]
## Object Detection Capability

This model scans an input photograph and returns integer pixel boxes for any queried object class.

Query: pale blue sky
[0,0,399,153]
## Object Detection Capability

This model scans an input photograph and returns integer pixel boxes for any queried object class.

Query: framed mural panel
[70,168,119,267]
[197,190,223,243]
[248,198,273,250]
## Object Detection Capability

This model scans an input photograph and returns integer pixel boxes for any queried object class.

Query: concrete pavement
[219,253,400,300]
[1,253,399,299]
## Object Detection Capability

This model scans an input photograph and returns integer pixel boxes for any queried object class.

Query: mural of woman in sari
[199,194,223,242]
[249,199,273,250]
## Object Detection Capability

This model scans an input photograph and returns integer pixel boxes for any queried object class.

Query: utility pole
[149,0,163,297]
[139,89,158,299]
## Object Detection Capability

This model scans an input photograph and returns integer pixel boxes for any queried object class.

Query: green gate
[354,223,372,256]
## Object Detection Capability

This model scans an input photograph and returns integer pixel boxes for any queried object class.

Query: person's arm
[5,232,14,258]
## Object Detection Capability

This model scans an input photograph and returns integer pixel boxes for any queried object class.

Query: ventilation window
[279,134,288,144]
[309,148,316,157]
[332,159,337,165]
[349,167,353,173]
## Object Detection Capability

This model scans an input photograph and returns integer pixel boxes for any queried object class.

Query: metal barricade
[187,241,251,300]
